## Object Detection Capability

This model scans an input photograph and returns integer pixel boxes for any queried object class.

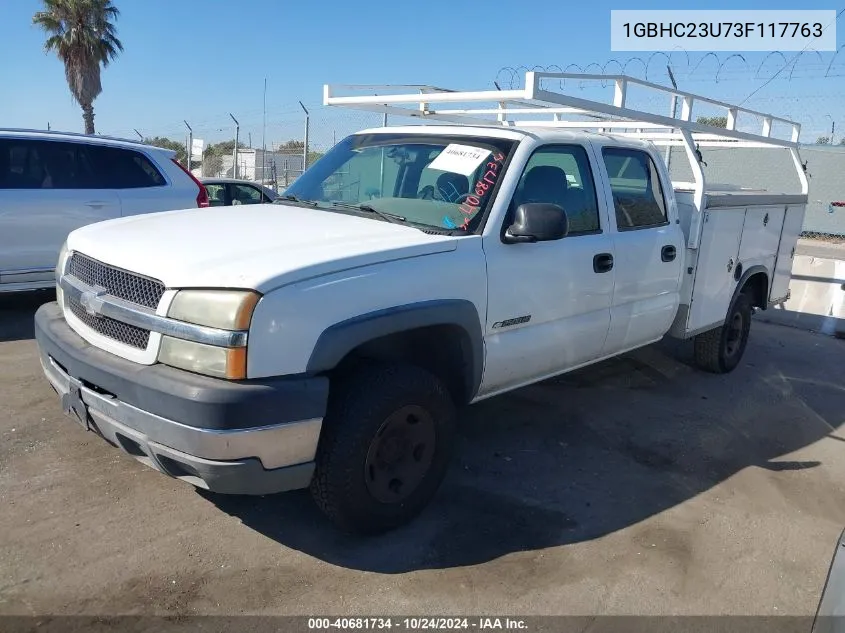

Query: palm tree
[33,0,123,135]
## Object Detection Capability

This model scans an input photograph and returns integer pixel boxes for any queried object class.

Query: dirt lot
[1,291,844,619]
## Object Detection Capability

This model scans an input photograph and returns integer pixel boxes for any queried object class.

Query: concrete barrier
[755,254,845,338]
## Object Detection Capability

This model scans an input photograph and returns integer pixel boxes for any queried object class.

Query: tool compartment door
[686,208,745,334]
[769,204,806,304]
[737,205,786,282]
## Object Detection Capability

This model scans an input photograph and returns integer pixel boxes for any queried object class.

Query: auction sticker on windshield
[428,144,491,176]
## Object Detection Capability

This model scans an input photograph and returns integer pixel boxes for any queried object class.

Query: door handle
[593,253,614,273]
[661,245,677,262]
[85,201,109,208]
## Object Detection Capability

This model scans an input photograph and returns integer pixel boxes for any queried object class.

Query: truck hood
[66,204,458,292]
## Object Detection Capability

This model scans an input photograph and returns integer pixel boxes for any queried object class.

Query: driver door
[477,143,616,397]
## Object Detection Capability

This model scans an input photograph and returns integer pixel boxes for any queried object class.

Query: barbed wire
[493,45,845,90]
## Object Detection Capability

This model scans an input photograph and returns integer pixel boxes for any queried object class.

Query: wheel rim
[725,311,744,356]
[364,405,437,504]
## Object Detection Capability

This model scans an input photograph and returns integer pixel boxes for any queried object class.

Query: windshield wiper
[274,194,318,206]
[329,201,407,224]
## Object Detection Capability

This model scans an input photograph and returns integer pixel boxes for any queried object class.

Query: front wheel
[693,292,753,374]
[310,362,456,535]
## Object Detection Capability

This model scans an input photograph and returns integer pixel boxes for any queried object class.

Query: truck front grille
[66,296,151,349]
[68,253,165,310]
[65,252,165,350]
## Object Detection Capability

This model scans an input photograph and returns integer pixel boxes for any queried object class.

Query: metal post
[378,114,389,194]
[832,121,836,144]
[229,113,240,179]
[184,120,192,172]
[665,65,679,170]
[299,101,310,172]
[262,77,267,184]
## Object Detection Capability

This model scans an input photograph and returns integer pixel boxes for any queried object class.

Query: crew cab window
[602,148,668,230]
[0,139,97,189]
[284,133,516,232]
[510,144,600,234]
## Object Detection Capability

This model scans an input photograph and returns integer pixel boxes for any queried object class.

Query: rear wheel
[693,291,753,374]
[310,362,456,535]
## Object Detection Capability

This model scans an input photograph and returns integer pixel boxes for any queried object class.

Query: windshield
[282,133,516,231]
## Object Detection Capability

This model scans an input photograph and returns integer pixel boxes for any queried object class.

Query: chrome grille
[67,295,151,349]
[68,253,165,309]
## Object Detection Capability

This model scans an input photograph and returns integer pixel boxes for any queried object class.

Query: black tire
[310,362,456,535]
[693,291,753,374]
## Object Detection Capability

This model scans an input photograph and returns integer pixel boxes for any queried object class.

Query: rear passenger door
[0,138,121,288]
[87,145,185,216]
[597,146,684,354]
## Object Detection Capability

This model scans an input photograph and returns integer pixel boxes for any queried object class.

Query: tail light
[171,158,209,208]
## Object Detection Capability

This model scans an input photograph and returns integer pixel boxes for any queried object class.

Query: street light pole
[184,120,193,172]
[262,76,267,184]
[229,113,240,179]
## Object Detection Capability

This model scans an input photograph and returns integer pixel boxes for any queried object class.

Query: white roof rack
[324,71,802,149]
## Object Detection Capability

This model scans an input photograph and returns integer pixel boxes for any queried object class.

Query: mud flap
[814,528,845,633]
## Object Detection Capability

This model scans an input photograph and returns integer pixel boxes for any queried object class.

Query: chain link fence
[122,104,845,242]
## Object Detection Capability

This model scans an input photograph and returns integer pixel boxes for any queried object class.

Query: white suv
[0,129,209,293]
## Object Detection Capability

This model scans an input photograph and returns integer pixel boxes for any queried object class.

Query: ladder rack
[323,71,809,249]
[324,72,802,148]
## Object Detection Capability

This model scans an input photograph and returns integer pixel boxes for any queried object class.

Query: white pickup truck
[34,73,809,534]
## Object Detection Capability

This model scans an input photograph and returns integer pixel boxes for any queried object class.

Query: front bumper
[34,301,329,495]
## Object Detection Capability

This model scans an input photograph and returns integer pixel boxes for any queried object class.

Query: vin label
[611,10,837,51]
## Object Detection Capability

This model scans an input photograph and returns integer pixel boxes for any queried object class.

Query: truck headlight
[158,290,260,379]
[56,241,69,308]
[167,289,260,330]
[158,337,247,379]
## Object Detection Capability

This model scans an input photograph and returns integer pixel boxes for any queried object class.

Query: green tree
[204,153,223,177]
[276,139,323,166]
[202,140,249,178]
[143,136,186,165]
[816,136,831,145]
[697,116,728,128]
[840,138,845,146]
[204,140,248,157]
[33,0,123,135]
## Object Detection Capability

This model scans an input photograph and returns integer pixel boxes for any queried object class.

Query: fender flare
[732,264,769,310]
[306,299,485,401]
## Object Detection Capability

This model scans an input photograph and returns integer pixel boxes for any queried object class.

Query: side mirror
[503,203,569,244]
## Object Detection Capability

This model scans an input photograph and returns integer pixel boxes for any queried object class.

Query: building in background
[195,148,305,188]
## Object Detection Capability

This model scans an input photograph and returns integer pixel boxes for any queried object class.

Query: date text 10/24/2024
[308,617,528,630]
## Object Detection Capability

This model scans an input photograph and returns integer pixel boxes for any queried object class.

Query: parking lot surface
[1,292,844,617]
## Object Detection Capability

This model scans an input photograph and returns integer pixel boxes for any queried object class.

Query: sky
[1,0,844,150]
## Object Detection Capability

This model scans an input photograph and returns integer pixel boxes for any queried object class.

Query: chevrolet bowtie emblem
[79,285,108,317]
